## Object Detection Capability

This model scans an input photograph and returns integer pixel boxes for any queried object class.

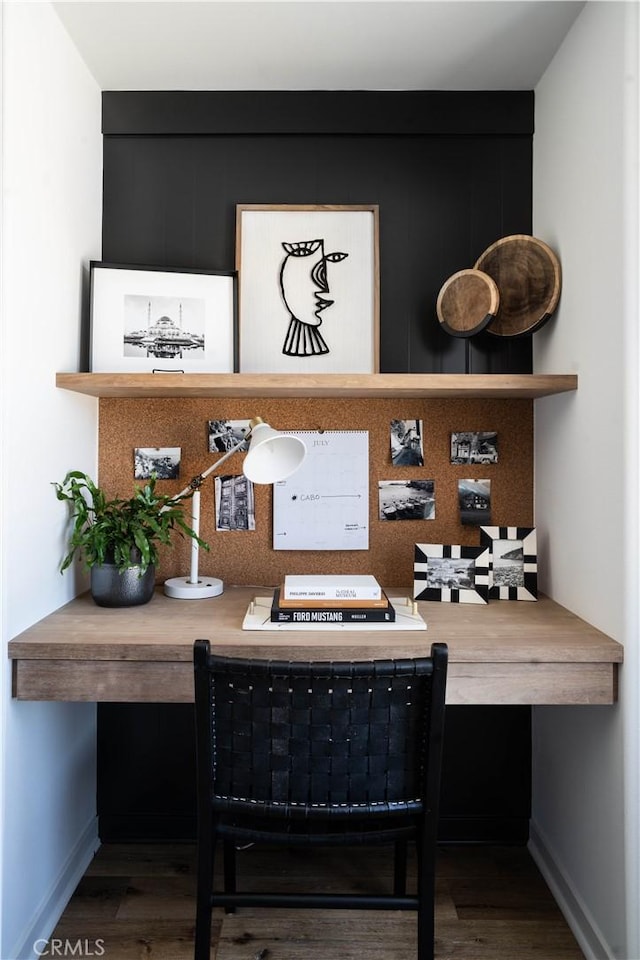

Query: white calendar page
[273,431,369,550]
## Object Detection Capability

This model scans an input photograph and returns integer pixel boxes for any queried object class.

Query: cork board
[98,397,533,588]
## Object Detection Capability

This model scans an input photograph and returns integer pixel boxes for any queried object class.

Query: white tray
[242,596,427,631]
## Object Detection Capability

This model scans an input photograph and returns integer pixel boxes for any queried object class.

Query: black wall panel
[102,133,533,373]
[101,90,534,137]
[101,92,534,374]
[98,91,534,843]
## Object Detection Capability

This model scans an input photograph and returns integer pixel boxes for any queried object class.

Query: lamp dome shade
[243,422,306,484]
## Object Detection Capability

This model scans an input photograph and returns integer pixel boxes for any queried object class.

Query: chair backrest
[194,643,448,820]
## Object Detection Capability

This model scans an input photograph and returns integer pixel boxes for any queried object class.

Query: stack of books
[270,575,395,624]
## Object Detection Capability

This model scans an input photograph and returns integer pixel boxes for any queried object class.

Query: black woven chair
[193,640,448,960]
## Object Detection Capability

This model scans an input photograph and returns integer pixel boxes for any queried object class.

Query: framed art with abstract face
[235,204,379,373]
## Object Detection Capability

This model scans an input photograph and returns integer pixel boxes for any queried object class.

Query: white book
[283,574,382,601]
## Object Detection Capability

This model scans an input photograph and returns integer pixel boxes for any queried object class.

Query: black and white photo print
[493,537,525,587]
[390,419,424,467]
[423,555,476,590]
[124,295,205,360]
[450,431,498,465]
[134,447,181,480]
[458,479,491,525]
[214,475,256,531]
[207,419,251,454]
[378,480,435,520]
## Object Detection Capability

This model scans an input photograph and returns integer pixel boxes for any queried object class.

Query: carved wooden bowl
[436,268,500,338]
[474,234,561,338]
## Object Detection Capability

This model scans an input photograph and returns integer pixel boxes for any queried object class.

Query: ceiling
[53,0,585,92]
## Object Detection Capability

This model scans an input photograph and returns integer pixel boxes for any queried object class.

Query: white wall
[0,3,102,957]
[532,3,639,958]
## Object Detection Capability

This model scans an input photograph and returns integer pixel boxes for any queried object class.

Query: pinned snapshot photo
[458,479,491,525]
[214,475,256,531]
[451,431,498,465]
[378,480,435,521]
[208,419,251,454]
[134,447,181,480]
[390,419,424,467]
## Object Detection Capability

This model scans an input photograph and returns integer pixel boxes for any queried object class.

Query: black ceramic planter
[90,563,156,608]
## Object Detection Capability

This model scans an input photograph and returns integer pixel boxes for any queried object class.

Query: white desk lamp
[164,418,306,599]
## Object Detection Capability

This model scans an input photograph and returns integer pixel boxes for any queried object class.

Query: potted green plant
[53,470,208,607]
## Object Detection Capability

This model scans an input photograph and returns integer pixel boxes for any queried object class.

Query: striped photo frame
[480,526,537,601]
[413,542,490,604]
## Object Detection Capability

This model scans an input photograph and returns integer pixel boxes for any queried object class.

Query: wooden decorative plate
[474,235,561,338]
[436,269,500,338]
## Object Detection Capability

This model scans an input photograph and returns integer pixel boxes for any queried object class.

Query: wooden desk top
[8,587,623,705]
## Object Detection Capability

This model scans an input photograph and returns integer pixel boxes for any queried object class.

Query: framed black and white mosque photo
[89,262,237,373]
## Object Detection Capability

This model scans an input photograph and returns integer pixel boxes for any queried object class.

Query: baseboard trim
[528,820,615,960]
[9,817,100,960]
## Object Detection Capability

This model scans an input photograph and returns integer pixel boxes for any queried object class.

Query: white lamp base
[163,576,224,600]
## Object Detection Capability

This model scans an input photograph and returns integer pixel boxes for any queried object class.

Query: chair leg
[416,836,435,960]
[194,824,216,960]
[393,840,408,896]
[223,840,237,914]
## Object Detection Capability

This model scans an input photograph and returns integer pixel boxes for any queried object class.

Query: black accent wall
[98,90,534,843]
[101,90,534,375]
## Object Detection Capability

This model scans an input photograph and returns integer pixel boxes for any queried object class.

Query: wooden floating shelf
[56,372,578,400]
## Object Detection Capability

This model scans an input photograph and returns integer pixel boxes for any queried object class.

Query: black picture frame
[413,542,490,604]
[480,526,538,600]
[89,261,238,373]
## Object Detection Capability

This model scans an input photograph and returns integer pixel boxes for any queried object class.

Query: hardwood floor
[48,843,585,959]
